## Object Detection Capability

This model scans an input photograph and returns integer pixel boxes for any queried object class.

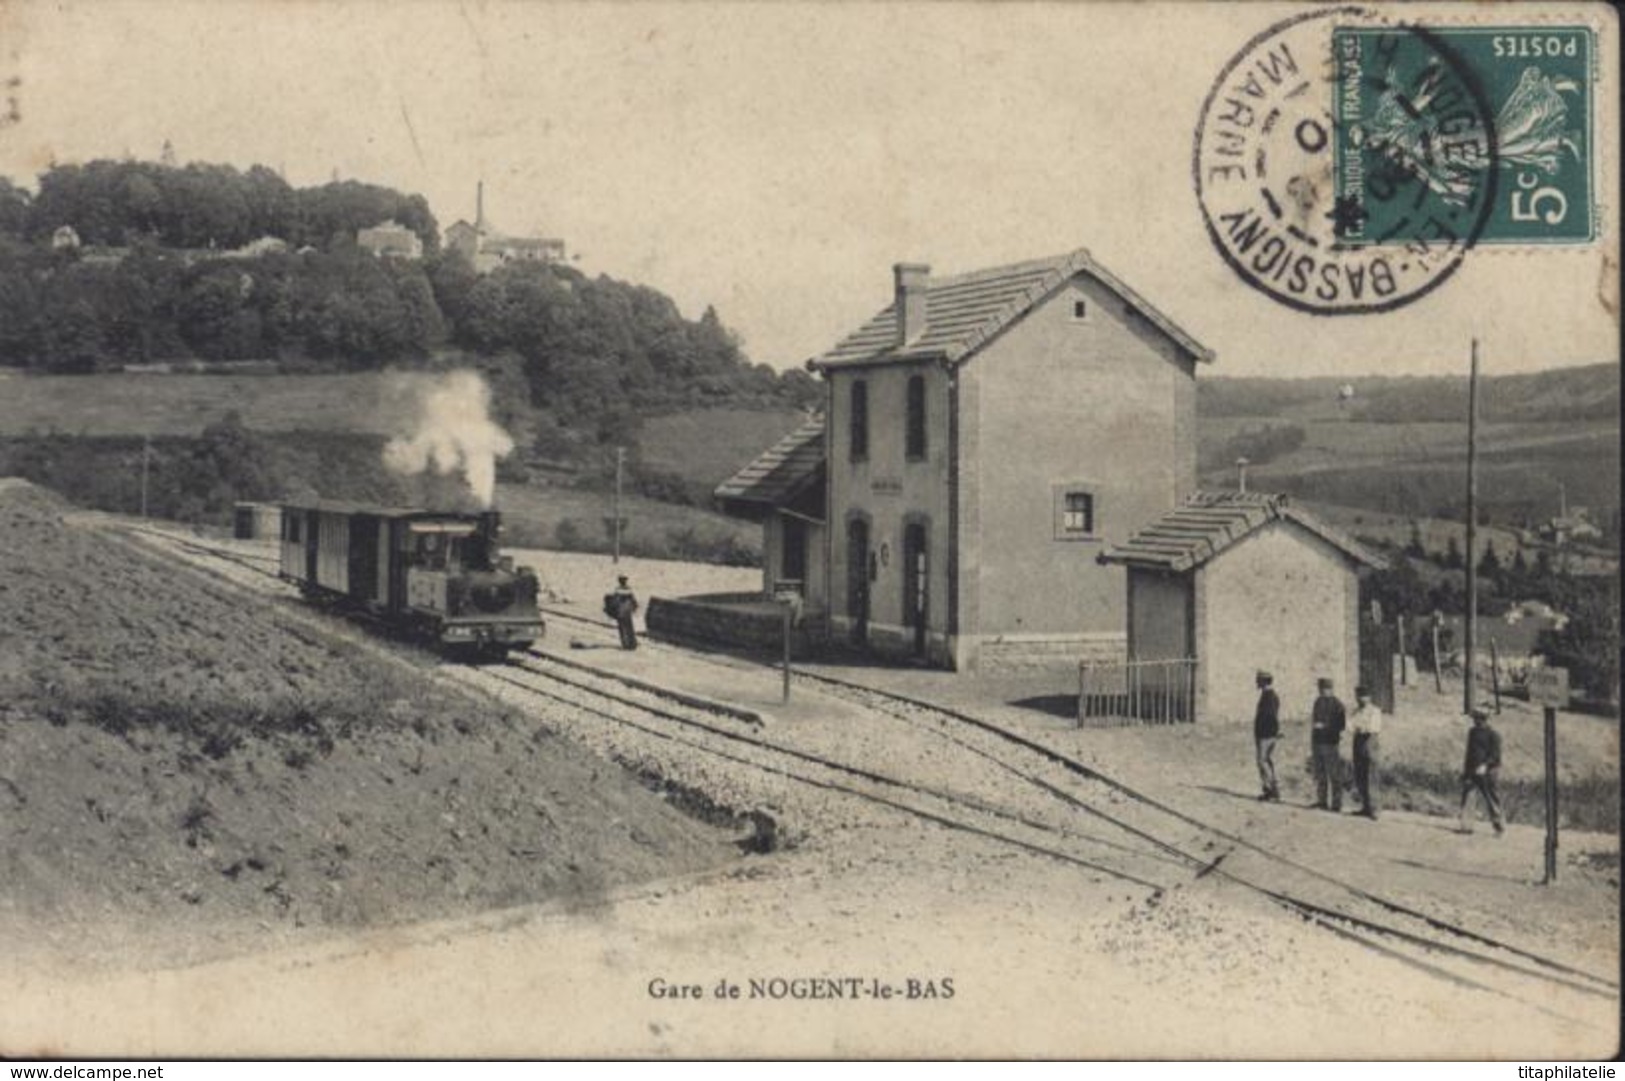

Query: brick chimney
[894,263,930,346]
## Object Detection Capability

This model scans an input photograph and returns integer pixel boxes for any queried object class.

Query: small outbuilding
[1099,491,1385,722]
[233,501,283,541]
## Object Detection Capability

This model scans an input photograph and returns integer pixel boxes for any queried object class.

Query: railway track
[83,531,1620,1020]
[511,620,1616,1022]
[785,671,1619,1019]
[490,651,1190,887]
[534,606,1616,1016]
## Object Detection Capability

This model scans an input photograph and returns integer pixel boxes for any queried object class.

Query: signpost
[1529,666,1569,885]
[773,582,802,704]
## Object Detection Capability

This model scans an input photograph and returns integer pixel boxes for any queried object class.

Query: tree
[1443,535,1464,570]
[1404,520,1427,559]
[0,176,29,237]
[1476,540,1502,578]
[1537,581,1622,706]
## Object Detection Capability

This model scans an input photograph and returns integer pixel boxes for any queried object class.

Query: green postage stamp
[1333,25,1596,247]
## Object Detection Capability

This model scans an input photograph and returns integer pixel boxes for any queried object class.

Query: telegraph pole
[140,431,151,519]
[1464,340,1479,714]
[612,445,624,565]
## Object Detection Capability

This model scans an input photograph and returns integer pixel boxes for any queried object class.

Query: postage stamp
[1194,8,1499,314]
[1334,25,1597,247]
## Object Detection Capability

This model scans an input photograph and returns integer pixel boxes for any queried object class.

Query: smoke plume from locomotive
[382,370,515,507]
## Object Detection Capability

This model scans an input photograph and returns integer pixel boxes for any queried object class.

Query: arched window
[905,374,927,460]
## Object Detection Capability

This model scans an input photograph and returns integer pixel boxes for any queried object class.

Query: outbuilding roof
[713,415,826,510]
[808,248,1214,371]
[1100,492,1386,573]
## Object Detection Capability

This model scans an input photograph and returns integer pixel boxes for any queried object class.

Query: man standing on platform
[1349,685,1383,819]
[1309,677,1347,812]
[607,574,639,650]
[1253,671,1281,802]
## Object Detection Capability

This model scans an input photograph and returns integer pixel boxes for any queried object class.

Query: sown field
[0,371,414,437]
[1199,414,1620,544]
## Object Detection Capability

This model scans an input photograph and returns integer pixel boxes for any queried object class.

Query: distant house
[357,219,423,259]
[1540,506,1603,546]
[703,248,1212,672]
[484,235,566,267]
[445,219,480,263]
[442,183,566,273]
[51,225,80,251]
[1100,491,1384,722]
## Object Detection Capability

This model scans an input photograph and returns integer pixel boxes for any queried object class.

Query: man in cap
[606,574,639,650]
[1458,708,1504,835]
[1253,671,1281,801]
[1349,684,1383,819]
[1309,676,1347,811]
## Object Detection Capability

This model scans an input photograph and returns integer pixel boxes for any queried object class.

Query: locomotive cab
[404,515,543,653]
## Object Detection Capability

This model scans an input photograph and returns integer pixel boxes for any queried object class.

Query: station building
[706,248,1214,672]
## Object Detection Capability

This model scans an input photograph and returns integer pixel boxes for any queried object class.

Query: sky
[0,0,1617,378]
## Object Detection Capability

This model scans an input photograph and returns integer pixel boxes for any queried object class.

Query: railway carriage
[279,500,544,655]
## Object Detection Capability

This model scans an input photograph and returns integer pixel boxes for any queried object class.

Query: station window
[1053,484,1099,540]
[850,379,869,461]
[1072,299,1089,321]
[905,374,927,460]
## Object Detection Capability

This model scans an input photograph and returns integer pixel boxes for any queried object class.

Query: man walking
[1458,708,1505,835]
[1349,685,1383,819]
[607,574,639,650]
[1253,671,1281,801]
[1309,677,1346,811]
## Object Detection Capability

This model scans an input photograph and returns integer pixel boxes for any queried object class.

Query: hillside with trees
[0,158,816,419]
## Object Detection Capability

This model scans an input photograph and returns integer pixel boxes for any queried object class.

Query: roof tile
[809,248,1212,370]
[1100,492,1386,572]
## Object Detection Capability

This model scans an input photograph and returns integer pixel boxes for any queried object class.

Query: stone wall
[645,593,816,655]
[974,632,1127,675]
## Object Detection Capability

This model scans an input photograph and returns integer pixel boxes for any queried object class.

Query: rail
[1078,657,1197,727]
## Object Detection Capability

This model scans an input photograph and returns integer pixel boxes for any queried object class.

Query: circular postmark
[1194,7,1500,314]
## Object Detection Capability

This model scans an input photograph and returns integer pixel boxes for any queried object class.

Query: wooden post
[140,432,151,519]
[612,446,624,565]
[1544,705,1559,884]
[1431,621,1444,693]
[1464,339,1479,715]
[1489,638,1502,713]
[781,601,791,704]
[1397,614,1409,686]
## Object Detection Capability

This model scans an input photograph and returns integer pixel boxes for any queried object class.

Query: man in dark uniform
[608,574,639,650]
[1458,708,1505,835]
[1309,676,1346,811]
[1253,670,1281,801]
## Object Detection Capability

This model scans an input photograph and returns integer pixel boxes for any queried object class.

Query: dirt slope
[0,481,734,970]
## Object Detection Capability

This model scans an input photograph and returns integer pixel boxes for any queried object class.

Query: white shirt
[1350,702,1383,736]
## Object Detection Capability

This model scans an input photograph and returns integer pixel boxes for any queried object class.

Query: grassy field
[494,481,760,564]
[640,407,808,490]
[1199,413,1620,546]
[0,371,417,437]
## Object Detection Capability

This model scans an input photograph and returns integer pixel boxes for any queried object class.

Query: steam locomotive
[278,500,543,655]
